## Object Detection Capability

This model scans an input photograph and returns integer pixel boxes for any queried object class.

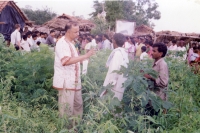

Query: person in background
[26,31,33,47]
[190,46,199,64]
[123,36,132,52]
[144,43,169,115]
[21,35,31,52]
[53,21,96,119]
[168,40,178,51]
[140,46,148,61]
[37,32,46,44]
[11,24,21,50]
[133,36,139,49]
[81,34,87,52]
[34,31,40,41]
[84,37,92,53]
[44,33,48,40]
[146,35,153,41]
[177,40,186,51]
[136,37,145,57]
[100,33,129,101]
[144,40,153,58]
[187,43,196,65]
[128,38,136,60]
[75,36,82,54]
[95,37,102,50]
[56,34,63,43]
[46,30,56,47]
[22,26,30,36]
[30,34,38,50]
[36,41,41,52]
[102,34,111,50]
[91,35,97,48]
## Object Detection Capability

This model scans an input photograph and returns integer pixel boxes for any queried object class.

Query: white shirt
[140,52,148,60]
[168,45,178,51]
[91,39,97,48]
[27,38,33,46]
[190,53,199,61]
[85,42,92,50]
[21,40,30,52]
[53,37,81,90]
[102,39,111,50]
[11,30,21,45]
[135,42,139,49]
[124,42,131,52]
[177,46,186,51]
[37,37,46,44]
[101,47,129,101]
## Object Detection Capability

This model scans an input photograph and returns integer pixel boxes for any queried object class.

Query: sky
[14,0,200,33]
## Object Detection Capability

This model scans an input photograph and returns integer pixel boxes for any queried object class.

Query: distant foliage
[90,17,109,35]
[21,6,57,25]
[90,0,161,29]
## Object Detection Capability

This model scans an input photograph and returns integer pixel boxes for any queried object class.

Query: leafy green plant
[0,40,200,133]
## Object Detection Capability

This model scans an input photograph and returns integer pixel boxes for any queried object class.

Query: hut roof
[156,30,200,39]
[43,13,95,31]
[134,24,154,36]
[0,1,32,25]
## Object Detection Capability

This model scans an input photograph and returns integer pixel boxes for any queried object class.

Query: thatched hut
[41,14,95,34]
[155,30,200,43]
[134,24,154,36]
[0,1,33,40]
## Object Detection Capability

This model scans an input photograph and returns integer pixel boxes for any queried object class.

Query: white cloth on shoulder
[101,47,129,101]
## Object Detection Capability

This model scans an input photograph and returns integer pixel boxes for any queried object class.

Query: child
[140,46,148,61]
[21,35,31,52]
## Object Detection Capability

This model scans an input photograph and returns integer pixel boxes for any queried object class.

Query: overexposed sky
[15,0,200,33]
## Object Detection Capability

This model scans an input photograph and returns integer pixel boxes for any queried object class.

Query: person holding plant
[143,43,169,115]
[53,21,96,118]
[100,33,129,101]
[144,43,169,101]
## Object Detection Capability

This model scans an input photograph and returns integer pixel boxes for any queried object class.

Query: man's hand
[85,49,96,58]
[144,74,155,81]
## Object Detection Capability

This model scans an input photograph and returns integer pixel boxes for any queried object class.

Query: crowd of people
[8,22,200,127]
[10,24,200,70]
[10,24,63,51]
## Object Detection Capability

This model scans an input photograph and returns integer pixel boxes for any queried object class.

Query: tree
[90,0,161,29]
[90,17,109,35]
[21,6,57,25]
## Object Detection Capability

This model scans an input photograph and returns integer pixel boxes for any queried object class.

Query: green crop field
[0,35,200,133]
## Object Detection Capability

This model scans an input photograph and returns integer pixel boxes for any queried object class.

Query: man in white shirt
[84,37,92,53]
[100,33,129,101]
[168,40,178,51]
[53,21,96,118]
[21,35,31,52]
[91,35,97,48]
[177,41,186,51]
[11,24,21,50]
[133,36,139,49]
[102,34,111,50]
[30,34,38,50]
[37,32,46,44]
[123,37,132,51]
[26,31,33,47]
[140,46,148,60]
